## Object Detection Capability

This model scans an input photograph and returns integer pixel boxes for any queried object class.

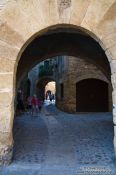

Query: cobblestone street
[0,104,116,175]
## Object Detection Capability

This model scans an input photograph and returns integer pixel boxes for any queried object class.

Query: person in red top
[31,94,39,116]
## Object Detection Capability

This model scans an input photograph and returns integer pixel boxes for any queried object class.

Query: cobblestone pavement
[0,104,116,175]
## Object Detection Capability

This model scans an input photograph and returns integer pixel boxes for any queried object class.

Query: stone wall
[0,0,116,165]
[56,56,112,113]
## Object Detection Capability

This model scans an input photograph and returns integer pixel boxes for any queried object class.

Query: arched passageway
[13,26,114,167]
[76,79,109,112]
[36,77,55,101]
[11,25,114,167]
[45,81,56,99]
[17,26,111,85]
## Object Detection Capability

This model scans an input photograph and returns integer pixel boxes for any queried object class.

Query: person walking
[17,89,25,115]
[49,93,53,103]
[38,99,43,113]
[27,96,32,114]
[31,94,39,116]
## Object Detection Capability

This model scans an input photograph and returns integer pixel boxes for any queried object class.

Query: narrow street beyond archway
[0,104,115,174]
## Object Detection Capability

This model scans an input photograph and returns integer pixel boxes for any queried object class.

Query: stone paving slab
[0,105,116,174]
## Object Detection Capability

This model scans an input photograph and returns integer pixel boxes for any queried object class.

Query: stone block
[113,117,116,125]
[111,74,116,85]
[47,0,59,25]
[0,91,13,107]
[114,125,116,134]
[110,60,116,74]
[112,91,116,104]
[111,74,116,90]
[0,131,12,146]
[70,0,90,25]
[0,58,15,72]
[0,73,13,90]
[1,0,59,43]
[96,1,116,39]
[0,40,19,61]
[113,107,116,124]
[102,33,116,50]
[58,4,71,23]
[108,45,116,60]
[0,20,24,48]
[114,128,116,152]
[81,0,115,29]
[105,49,114,62]
[0,106,12,132]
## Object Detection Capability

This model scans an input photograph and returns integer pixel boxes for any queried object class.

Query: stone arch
[75,74,109,85]
[36,76,55,100]
[0,24,114,165]
[16,24,111,89]
[45,81,56,100]
[0,0,116,165]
